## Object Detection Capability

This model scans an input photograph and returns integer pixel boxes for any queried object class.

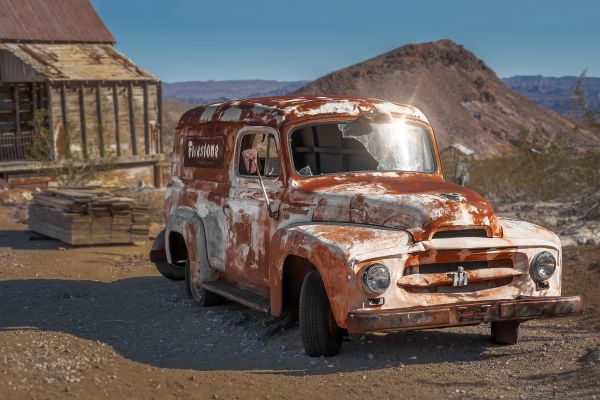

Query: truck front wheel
[299,270,342,356]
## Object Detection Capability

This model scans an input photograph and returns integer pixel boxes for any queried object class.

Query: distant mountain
[163,80,308,104]
[502,75,600,119]
[294,40,599,157]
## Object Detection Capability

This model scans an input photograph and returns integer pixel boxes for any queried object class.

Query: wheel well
[282,255,315,316]
[168,232,187,267]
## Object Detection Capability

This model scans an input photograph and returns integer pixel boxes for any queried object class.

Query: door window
[238,133,280,177]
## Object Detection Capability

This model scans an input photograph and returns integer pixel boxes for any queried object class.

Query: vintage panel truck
[151,95,582,356]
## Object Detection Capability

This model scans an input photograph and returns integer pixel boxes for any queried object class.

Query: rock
[578,348,600,364]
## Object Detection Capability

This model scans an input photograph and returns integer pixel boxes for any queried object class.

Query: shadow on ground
[0,277,529,375]
[0,229,66,251]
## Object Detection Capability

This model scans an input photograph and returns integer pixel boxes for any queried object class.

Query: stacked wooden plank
[28,189,151,245]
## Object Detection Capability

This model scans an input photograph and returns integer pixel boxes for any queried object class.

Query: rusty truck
[150,96,582,356]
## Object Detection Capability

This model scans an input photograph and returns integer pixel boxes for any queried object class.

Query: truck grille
[404,261,488,275]
[402,259,515,293]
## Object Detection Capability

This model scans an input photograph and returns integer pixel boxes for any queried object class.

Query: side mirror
[242,148,259,174]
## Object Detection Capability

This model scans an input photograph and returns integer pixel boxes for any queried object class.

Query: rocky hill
[294,40,598,157]
[502,75,600,118]
[163,80,307,104]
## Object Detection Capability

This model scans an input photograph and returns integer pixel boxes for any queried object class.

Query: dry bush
[468,143,600,203]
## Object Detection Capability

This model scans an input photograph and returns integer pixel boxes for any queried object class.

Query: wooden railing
[0,131,35,162]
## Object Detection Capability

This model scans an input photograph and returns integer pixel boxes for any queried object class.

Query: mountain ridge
[293,39,598,157]
[163,79,308,104]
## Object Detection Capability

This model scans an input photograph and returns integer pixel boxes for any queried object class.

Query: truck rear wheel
[491,320,521,345]
[150,229,185,280]
[185,261,222,306]
[155,261,185,281]
[299,270,342,356]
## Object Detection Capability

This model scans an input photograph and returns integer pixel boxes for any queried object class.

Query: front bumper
[346,295,583,333]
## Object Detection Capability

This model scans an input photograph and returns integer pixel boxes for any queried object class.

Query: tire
[491,320,521,345]
[155,261,185,281]
[299,270,342,357]
[184,260,222,306]
[150,230,184,281]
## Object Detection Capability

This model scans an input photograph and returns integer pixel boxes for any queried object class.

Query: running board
[202,281,270,313]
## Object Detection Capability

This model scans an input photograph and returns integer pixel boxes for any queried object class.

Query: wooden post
[79,83,88,160]
[127,82,137,155]
[143,81,150,154]
[157,81,163,153]
[60,83,69,156]
[95,83,105,158]
[14,85,21,134]
[153,161,163,188]
[31,83,37,112]
[112,83,121,157]
[46,83,55,160]
[39,84,44,112]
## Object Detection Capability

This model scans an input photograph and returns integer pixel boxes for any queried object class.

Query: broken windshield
[290,120,436,177]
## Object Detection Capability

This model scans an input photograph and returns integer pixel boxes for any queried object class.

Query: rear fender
[166,207,218,283]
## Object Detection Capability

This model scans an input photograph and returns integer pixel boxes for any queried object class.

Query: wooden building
[0,0,163,185]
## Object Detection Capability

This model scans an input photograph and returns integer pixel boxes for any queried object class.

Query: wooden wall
[0,80,162,163]
[48,81,161,160]
[0,82,49,161]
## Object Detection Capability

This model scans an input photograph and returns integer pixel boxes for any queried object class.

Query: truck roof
[177,95,429,130]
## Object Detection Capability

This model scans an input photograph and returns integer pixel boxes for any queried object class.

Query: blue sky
[91,0,600,82]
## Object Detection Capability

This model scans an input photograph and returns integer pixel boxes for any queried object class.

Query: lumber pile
[28,188,150,245]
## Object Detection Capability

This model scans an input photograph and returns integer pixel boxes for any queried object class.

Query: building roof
[0,43,155,81]
[450,143,475,156]
[0,0,115,44]
[178,96,429,129]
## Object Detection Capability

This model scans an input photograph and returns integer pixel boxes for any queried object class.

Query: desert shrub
[468,135,600,202]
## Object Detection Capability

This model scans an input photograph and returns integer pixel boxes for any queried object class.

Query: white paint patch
[164,176,184,199]
[221,107,243,122]
[195,197,209,218]
[200,105,219,122]
[375,102,429,123]
[285,101,360,117]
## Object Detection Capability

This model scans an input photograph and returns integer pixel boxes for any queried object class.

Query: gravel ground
[0,206,599,400]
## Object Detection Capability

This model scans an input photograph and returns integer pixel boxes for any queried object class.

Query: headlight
[530,251,556,282]
[362,263,390,294]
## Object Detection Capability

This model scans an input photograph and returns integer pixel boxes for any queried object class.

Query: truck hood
[289,175,502,242]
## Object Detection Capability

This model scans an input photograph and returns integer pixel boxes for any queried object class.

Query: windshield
[290,120,436,177]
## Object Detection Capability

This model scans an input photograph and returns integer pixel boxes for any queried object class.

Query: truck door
[225,127,283,292]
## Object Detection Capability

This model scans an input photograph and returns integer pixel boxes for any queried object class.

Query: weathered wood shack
[0,0,163,185]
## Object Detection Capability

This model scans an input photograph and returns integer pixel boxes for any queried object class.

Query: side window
[238,133,280,177]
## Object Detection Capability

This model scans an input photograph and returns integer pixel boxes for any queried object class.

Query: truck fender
[268,224,354,325]
[166,206,218,283]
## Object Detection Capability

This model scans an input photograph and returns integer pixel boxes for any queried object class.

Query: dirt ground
[0,205,599,400]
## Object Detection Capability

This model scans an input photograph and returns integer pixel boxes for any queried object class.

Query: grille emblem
[449,266,469,286]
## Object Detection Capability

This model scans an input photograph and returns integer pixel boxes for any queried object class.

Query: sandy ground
[0,205,599,400]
